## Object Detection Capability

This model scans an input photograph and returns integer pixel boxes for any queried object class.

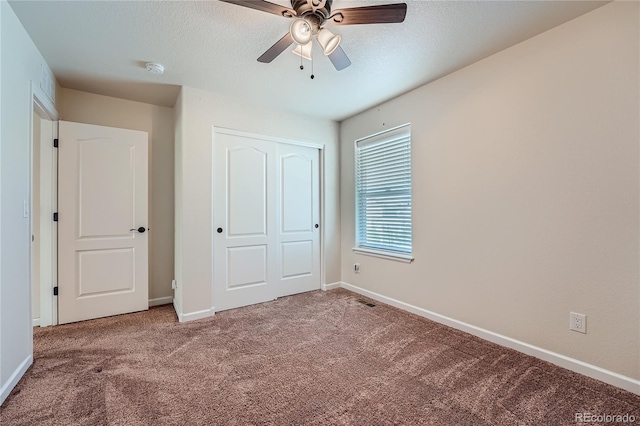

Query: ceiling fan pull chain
[310,50,315,79]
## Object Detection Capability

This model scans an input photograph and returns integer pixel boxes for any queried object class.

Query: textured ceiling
[10,0,607,121]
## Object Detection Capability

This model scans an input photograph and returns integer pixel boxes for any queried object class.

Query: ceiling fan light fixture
[316,28,341,56]
[292,41,313,60]
[290,18,312,45]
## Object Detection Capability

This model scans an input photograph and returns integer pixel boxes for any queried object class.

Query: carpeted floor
[1,289,638,425]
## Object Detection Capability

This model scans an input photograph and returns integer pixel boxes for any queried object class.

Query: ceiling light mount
[145,62,165,75]
[291,0,332,21]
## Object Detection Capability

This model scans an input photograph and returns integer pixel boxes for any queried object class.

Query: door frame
[211,127,326,312]
[30,81,59,327]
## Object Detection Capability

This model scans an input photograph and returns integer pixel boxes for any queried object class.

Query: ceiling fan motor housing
[291,0,332,28]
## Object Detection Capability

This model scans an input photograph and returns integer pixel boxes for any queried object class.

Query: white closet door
[276,144,320,297]
[58,121,148,324]
[213,132,278,311]
[213,130,320,312]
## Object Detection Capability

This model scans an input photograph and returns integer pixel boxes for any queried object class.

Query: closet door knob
[217,228,223,234]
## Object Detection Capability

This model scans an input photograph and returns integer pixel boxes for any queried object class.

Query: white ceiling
[10,0,607,121]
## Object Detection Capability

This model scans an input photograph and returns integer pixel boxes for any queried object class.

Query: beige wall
[59,88,175,301]
[340,2,639,379]
[175,86,340,316]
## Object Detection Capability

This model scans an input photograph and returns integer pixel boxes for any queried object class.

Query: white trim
[0,355,33,405]
[37,118,58,327]
[321,282,342,291]
[32,318,40,327]
[319,147,326,292]
[352,247,414,263]
[340,282,640,395]
[32,83,58,122]
[213,127,325,150]
[173,298,183,321]
[30,81,59,328]
[174,300,215,323]
[180,307,215,323]
[149,296,173,307]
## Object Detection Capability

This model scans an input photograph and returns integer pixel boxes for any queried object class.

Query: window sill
[352,247,414,263]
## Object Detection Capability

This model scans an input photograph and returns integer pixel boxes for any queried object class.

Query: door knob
[217,227,223,234]
[315,224,319,229]
[130,227,146,233]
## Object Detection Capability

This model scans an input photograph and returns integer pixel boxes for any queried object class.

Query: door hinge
[53,138,59,148]
[53,286,58,296]
[53,212,58,221]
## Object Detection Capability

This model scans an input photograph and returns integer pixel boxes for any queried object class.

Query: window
[354,124,412,262]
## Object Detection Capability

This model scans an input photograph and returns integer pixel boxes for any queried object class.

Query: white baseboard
[149,296,173,307]
[340,282,640,395]
[173,300,215,323]
[32,318,40,327]
[321,282,342,291]
[1,354,33,405]
[173,299,182,321]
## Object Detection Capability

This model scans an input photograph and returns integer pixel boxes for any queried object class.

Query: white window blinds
[355,124,412,254]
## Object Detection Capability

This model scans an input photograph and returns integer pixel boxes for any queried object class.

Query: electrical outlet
[354,263,360,273]
[570,312,586,334]
[171,279,177,290]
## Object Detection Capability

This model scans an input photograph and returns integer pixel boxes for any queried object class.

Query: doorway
[30,82,58,327]
[30,110,151,325]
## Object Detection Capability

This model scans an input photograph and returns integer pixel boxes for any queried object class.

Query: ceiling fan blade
[329,3,407,25]
[258,32,294,63]
[328,46,351,71]
[219,0,296,18]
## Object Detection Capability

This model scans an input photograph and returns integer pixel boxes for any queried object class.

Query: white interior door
[58,121,148,324]
[214,132,278,311]
[213,130,320,312]
[276,144,320,297]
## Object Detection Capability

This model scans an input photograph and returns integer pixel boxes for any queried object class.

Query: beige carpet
[1,289,638,425]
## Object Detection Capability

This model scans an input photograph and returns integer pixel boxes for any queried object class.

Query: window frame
[353,124,413,263]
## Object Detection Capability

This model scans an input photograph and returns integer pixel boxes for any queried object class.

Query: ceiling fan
[219,0,407,71]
